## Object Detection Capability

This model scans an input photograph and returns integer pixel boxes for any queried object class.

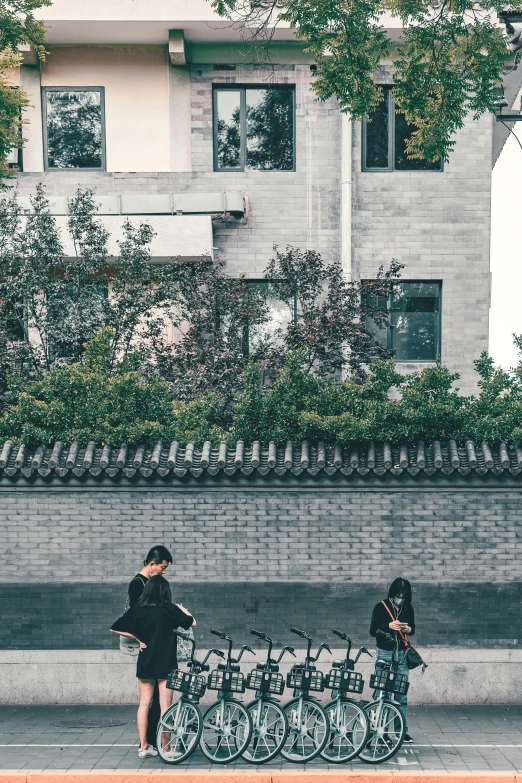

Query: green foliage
[0,1,50,184]
[3,332,522,446]
[209,0,519,161]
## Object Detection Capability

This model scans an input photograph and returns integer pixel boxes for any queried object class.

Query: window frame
[368,279,443,363]
[42,86,107,172]
[362,88,443,173]
[212,84,296,173]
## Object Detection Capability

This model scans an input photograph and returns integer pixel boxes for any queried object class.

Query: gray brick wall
[352,114,492,393]
[15,61,491,394]
[1,487,521,650]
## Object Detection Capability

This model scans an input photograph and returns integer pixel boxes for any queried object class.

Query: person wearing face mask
[369,577,415,742]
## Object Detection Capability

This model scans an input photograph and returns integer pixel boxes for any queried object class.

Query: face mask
[392,597,404,607]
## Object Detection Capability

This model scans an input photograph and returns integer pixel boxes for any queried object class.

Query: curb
[0,773,521,783]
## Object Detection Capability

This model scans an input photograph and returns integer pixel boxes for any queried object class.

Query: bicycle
[200,628,254,763]
[320,629,372,763]
[358,628,409,764]
[156,631,224,765]
[280,626,331,763]
[243,628,296,764]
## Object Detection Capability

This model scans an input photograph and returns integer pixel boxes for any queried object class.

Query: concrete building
[12,0,501,393]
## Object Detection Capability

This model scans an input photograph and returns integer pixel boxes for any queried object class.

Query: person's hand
[176,603,190,614]
[139,641,147,650]
[402,625,412,634]
[389,621,403,631]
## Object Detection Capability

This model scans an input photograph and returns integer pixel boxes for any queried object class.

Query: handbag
[175,625,194,664]
[381,600,427,673]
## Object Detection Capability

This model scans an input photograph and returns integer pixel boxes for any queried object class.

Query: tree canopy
[210,0,518,161]
[0,1,50,184]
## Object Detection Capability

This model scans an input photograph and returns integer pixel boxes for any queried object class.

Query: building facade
[12,0,493,393]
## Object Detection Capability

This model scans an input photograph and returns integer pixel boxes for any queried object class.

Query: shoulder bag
[381,600,427,673]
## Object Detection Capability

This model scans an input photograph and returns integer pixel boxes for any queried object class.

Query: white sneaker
[138,745,158,758]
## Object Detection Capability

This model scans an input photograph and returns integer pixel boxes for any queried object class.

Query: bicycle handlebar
[211,628,229,641]
[332,629,347,641]
[250,628,268,641]
[290,627,308,639]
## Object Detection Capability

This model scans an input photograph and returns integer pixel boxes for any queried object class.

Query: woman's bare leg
[158,679,173,751]
[137,679,155,750]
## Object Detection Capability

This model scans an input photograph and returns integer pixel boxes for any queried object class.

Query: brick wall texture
[16,61,492,394]
[1,488,521,650]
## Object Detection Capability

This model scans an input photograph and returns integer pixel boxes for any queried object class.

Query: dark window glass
[366,282,441,361]
[45,89,104,169]
[216,89,241,169]
[246,88,294,170]
[364,92,389,169]
[214,87,294,171]
[364,88,442,172]
[394,113,441,171]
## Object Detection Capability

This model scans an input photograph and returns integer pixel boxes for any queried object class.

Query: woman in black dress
[111,575,195,757]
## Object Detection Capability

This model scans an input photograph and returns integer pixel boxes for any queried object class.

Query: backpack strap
[381,599,409,646]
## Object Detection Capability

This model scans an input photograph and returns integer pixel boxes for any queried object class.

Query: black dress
[111,601,193,680]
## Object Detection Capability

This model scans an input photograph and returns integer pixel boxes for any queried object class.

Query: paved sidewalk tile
[1,704,522,773]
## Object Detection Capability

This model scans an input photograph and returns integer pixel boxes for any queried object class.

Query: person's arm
[167,602,195,629]
[128,577,145,607]
[402,607,415,636]
[176,603,196,627]
[110,629,147,650]
[369,604,382,637]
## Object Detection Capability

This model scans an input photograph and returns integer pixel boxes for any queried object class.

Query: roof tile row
[0,439,520,480]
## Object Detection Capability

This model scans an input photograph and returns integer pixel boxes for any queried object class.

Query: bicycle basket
[286,667,324,693]
[369,666,409,696]
[166,669,207,699]
[208,669,246,694]
[325,669,364,695]
[246,669,285,695]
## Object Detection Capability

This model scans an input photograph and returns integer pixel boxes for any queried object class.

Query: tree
[209,0,517,162]
[0,184,180,384]
[0,1,50,185]
[264,246,403,380]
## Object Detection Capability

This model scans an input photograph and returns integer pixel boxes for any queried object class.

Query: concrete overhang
[38,0,404,45]
[19,214,214,262]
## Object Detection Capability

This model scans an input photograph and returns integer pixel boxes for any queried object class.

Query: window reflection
[45,89,103,169]
[364,88,442,172]
[247,281,295,352]
[246,89,294,170]
[214,87,294,171]
[216,90,241,169]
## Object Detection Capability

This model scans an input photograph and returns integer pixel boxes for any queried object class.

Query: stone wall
[1,488,521,652]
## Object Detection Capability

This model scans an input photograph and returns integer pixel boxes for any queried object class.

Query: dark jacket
[370,598,415,651]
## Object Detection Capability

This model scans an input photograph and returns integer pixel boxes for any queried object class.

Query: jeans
[373,647,409,732]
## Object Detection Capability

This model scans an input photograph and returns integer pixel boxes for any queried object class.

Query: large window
[43,87,105,170]
[362,88,442,172]
[213,86,295,172]
[367,282,441,362]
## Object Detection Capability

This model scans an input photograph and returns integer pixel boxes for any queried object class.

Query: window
[213,86,295,172]
[362,88,442,172]
[0,300,25,342]
[367,282,441,362]
[43,88,105,170]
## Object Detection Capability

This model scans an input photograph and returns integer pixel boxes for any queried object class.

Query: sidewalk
[1,703,522,779]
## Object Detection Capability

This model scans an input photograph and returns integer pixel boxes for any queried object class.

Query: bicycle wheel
[200,698,253,763]
[243,698,289,764]
[156,700,202,764]
[359,698,406,764]
[280,696,330,762]
[320,697,370,763]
